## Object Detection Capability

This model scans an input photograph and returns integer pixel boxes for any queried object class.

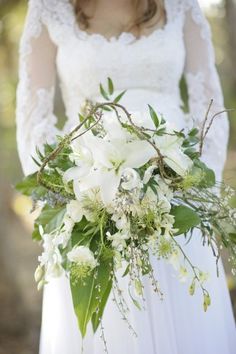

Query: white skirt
[39,229,236,354]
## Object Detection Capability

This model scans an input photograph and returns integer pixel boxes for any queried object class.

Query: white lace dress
[16,0,236,353]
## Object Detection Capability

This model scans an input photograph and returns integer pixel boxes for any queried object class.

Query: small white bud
[34,265,44,283]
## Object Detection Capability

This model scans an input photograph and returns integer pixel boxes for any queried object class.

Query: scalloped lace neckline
[69,0,171,45]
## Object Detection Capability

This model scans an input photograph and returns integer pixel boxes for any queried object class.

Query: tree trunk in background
[225,0,236,89]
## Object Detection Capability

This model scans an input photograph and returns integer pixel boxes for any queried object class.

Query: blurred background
[0,0,235,353]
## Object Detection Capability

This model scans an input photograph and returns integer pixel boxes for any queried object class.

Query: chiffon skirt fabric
[39,229,236,354]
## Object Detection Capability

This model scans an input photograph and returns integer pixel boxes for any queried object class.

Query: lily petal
[100,170,121,205]
[123,140,155,168]
[164,150,192,176]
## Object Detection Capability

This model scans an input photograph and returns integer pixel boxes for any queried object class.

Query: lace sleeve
[183,0,229,181]
[16,0,61,176]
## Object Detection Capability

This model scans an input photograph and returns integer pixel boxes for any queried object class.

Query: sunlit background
[0,0,235,353]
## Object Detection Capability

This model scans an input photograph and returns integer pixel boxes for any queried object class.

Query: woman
[16,0,236,353]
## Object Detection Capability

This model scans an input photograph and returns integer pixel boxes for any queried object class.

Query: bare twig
[199,99,234,155]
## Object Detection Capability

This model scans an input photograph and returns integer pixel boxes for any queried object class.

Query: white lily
[154,135,193,176]
[75,133,155,205]
[63,135,94,194]
[102,111,133,142]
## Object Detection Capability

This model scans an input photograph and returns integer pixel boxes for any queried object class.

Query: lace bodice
[16,0,229,181]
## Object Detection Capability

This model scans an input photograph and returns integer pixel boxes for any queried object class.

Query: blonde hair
[70,0,165,35]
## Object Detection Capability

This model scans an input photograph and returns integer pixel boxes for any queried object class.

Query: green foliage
[71,218,99,247]
[148,104,160,128]
[33,205,66,240]
[99,83,109,100]
[108,77,114,95]
[15,172,46,197]
[70,255,113,337]
[193,160,216,188]
[99,77,126,104]
[91,277,112,332]
[171,205,201,235]
[113,90,127,103]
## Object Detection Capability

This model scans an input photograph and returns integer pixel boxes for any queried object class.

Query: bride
[16,0,236,353]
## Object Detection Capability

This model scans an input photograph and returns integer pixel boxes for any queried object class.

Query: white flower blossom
[106,229,130,251]
[154,134,193,176]
[65,132,155,206]
[178,266,189,283]
[143,165,156,184]
[66,200,84,223]
[38,229,64,280]
[67,246,97,269]
[121,167,142,191]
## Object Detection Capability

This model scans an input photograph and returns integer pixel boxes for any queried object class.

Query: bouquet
[16,78,236,341]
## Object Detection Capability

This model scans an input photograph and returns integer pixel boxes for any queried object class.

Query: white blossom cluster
[35,110,211,292]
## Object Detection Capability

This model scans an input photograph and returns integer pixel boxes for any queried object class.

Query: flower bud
[203,293,211,312]
[189,280,195,296]
[37,279,45,291]
[134,279,143,296]
[34,265,44,283]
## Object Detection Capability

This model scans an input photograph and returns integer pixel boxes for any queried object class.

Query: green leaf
[154,127,166,136]
[32,225,41,241]
[113,90,126,103]
[101,106,112,112]
[15,173,46,197]
[35,146,45,162]
[91,278,112,332]
[122,264,130,277]
[79,113,85,123]
[71,218,95,246]
[183,136,199,148]
[161,116,166,124]
[171,205,201,235]
[229,233,236,244]
[174,130,185,139]
[107,77,114,95]
[70,256,113,337]
[99,84,109,100]
[184,148,200,160]
[193,160,215,188]
[188,128,199,137]
[128,287,142,310]
[35,205,66,234]
[148,104,160,128]
[31,156,41,168]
